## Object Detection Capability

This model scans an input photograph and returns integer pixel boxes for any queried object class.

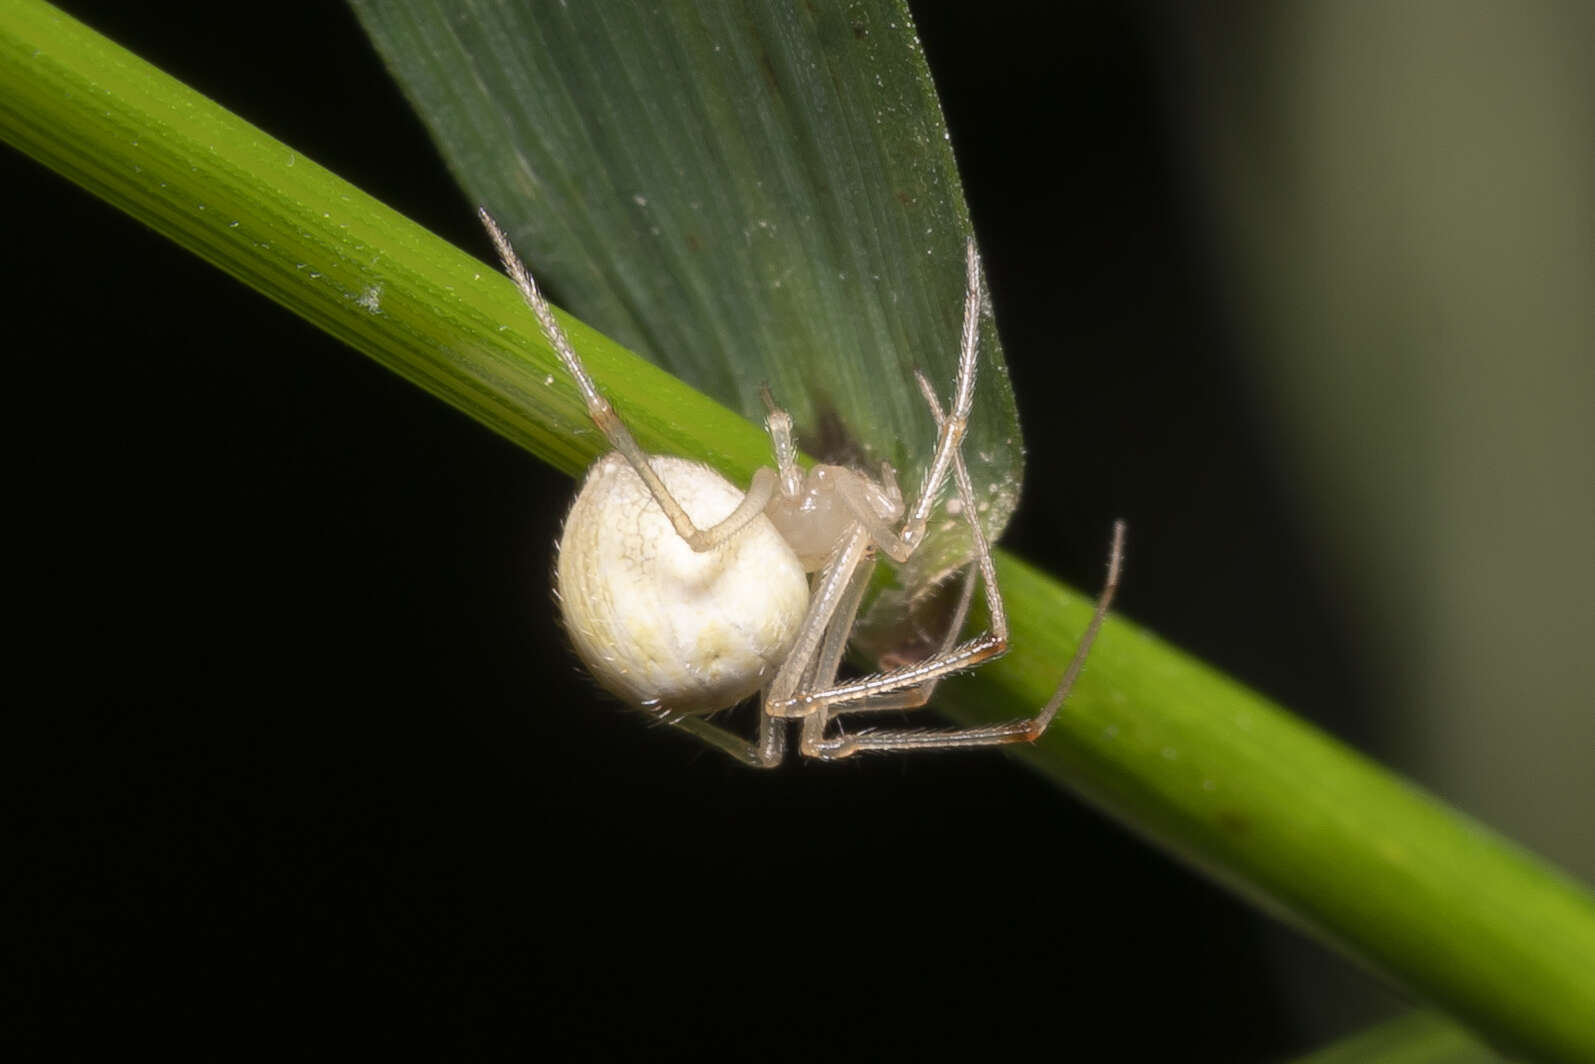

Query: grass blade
[351,0,1023,592]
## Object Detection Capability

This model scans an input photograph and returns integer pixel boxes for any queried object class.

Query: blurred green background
[1172,2,1595,884]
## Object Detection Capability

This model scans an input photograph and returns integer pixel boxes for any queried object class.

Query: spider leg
[818,380,987,718]
[804,553,877,697]
[786,425,1009,750]
[819,540,981,718]
[808,520,1124,759]
[759,385,804,498]
[666,708,787,768]
[791,549,894,748]
[803,466,983,720]
[771,293,1001,724]
[778,485,981,741]
[788,355,1127,758]
[888,236,984,561]
[480,208,776,551]
[844,237,981,566]
[762,526,874,720]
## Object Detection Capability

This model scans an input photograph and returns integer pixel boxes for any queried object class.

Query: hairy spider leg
[801,379,989,722]
[758,238,994,723]
[479,208,780,552]
[887,238,985,561]
[784,377,1125,756]
[812,521,1123,757]
[756,246,1126,758]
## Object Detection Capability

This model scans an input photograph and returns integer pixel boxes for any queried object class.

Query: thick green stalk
[945,555,1595,1059]
[3,2,1592,1058]
[1291,1010,1502,1064]
[0,0,770,486]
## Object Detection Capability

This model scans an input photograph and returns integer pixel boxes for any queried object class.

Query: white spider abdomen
[556,453,809,717]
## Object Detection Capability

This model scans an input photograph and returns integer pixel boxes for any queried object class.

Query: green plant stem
[1291,1010,1502,1064]
[948,556,1595,1060]
[3,3,1593,1059]
[0,0,770,486]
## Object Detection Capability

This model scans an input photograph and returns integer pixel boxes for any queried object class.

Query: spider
[480,208,1124,766]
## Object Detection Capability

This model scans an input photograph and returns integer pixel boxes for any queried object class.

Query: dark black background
[8,3,1394,1059]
